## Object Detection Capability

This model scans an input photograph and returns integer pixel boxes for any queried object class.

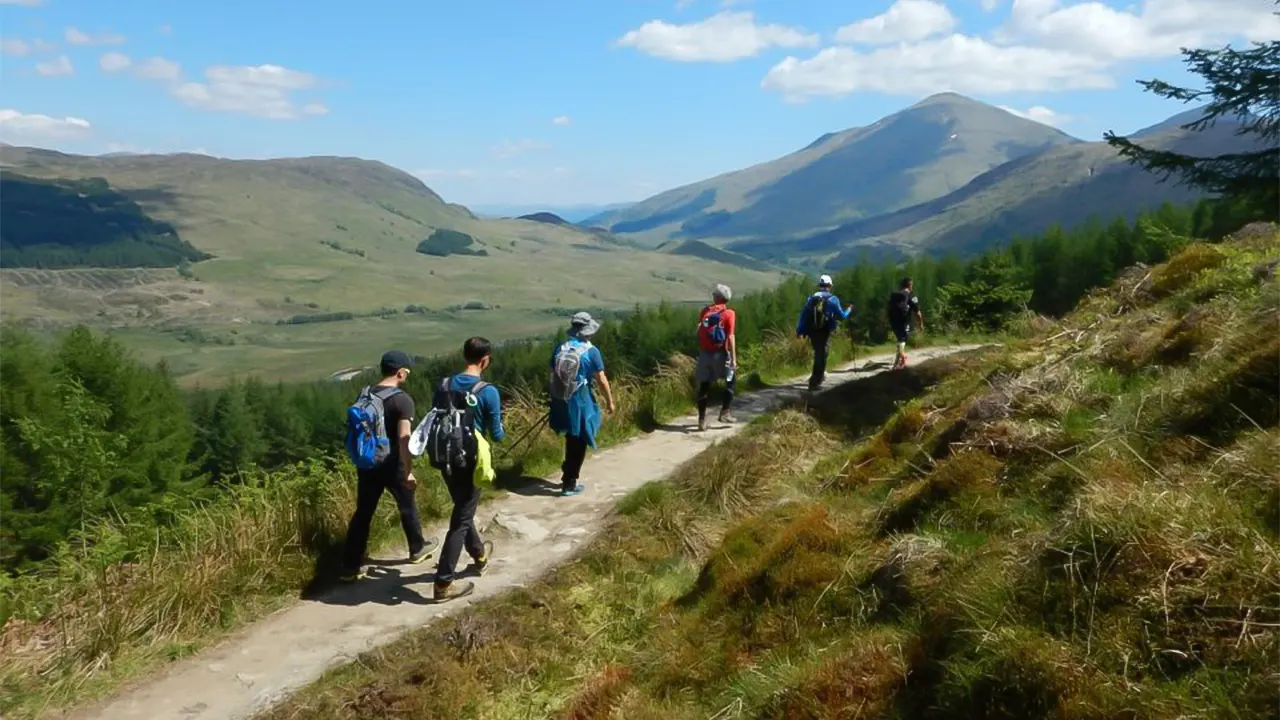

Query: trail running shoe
[697,416,708,432]
[408,538,439,565]
[433,580,476,603]
[473,540,495,576]
[718,410,736,424]
[562,484,586,497]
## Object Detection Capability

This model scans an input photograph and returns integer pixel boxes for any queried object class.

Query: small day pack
[345,385,402,470]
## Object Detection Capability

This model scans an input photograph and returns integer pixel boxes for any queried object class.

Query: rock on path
[74,346,984,720]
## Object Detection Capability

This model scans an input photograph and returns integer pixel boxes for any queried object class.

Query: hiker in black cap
[340,350,437,582]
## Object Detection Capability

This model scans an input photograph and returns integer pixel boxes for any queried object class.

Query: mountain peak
[911,92,983,109]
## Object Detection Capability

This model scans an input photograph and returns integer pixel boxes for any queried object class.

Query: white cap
[818,274,833,287]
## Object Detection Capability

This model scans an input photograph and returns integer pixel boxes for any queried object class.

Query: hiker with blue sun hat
[547,311,616,496]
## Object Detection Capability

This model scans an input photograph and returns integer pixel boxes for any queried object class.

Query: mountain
[0,146,785,384]
[659,239,778,273]
[473,202,633,223]
[584,93,1079,245]
[770,113,1258,267]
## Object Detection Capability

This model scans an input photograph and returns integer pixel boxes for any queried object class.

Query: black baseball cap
[380,350,414,373]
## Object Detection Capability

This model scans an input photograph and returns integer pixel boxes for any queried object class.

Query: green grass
[257,226,1279,720]
[0,324,891,718]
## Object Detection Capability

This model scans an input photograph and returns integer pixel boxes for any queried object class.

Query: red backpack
[698,305,728,351]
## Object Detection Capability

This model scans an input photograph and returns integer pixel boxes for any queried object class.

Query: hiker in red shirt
[695,284,737,431]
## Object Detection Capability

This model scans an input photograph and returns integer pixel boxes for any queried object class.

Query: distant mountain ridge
[584,93,1081,245]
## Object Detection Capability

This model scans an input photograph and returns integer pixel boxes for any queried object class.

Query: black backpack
[809,292,832,333]
[888,290,911,325]
[423,378,489,474]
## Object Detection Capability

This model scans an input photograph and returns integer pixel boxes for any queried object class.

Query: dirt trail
[75,346,983,720]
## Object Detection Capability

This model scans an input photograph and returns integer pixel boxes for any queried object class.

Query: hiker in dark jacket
[889,277,925,370]
[797,274,852,391]
[548,312,615,496]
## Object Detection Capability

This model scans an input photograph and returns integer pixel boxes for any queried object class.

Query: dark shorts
[892,325,910,344]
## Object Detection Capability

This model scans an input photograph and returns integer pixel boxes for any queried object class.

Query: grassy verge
[260,228,1279,719]
[0,327,976,718]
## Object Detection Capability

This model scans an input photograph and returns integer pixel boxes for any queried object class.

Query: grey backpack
[549,341,590,401]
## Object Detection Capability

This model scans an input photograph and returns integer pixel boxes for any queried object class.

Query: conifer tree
[1104,27,1280,216]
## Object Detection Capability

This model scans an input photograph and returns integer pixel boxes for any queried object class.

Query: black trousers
[697,377,736,417]
[342,464,426,573]
[436,465,484,584]
[561,434,588,490]
[808,331,832,390]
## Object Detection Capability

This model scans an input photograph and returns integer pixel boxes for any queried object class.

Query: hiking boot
[472,540,495,576]
[562,483,586,497]
[408,538,439,565]
[697,416,708,432]
[339,569,367,583]
[717,410,735,425]
[433,580,475,603]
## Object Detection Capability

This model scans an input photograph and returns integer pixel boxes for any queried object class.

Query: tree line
[0,197,1258,570]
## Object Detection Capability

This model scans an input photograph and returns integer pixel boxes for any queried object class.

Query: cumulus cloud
[127,60,327,120]
[490,138,551,160]
[552,115,572,126]
[0,109,90,142]
[64,26,126,46]
[617,11,819,62]
[764,0,1280,101]
[999,104,1072,127]
[99,52,131,73]
[35,55,73,77]
[2,37,57,57]
[134,56,182,81]
[835,0,958,45]
[763,35,1111,100]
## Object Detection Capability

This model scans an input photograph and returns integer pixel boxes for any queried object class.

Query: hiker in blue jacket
[797,274,853,391]
[548,312,616,497]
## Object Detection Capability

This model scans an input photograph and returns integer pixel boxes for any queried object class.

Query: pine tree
[1104,27,1280,216]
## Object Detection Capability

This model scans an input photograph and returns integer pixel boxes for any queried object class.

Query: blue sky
[2,0,1276,207]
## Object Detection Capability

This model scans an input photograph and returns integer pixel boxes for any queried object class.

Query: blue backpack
[345,385,402,470]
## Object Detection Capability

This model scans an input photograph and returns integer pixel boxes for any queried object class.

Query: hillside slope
[263,226,1279,719]
[0,146,785,382]
[769,115,1259,266]
[585,93,1077,245]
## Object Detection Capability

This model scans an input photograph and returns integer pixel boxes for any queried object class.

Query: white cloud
[552,115,572,126]
[169,64,326,120]
[617,11,819,62]
[35,55,73,77]
[103,142,213,156]
[764,0,1280,101]
[763,35,1111,100]
[1,38,30,56]
[998,104,1072,127]
[134,56,182,81]
[0,109,90,143]
[835,0,958,45]
[64,26,126,46]
[99,52,131,73]
[2,37,57,57]
[490,138,551,160]
[981,0,1002,10]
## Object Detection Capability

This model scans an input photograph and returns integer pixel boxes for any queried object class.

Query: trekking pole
[499,411,550,460]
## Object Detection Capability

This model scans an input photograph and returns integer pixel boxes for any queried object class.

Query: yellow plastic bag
[474,432,496,486]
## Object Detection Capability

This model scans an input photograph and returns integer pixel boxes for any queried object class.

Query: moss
[1150,243,1227,297]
